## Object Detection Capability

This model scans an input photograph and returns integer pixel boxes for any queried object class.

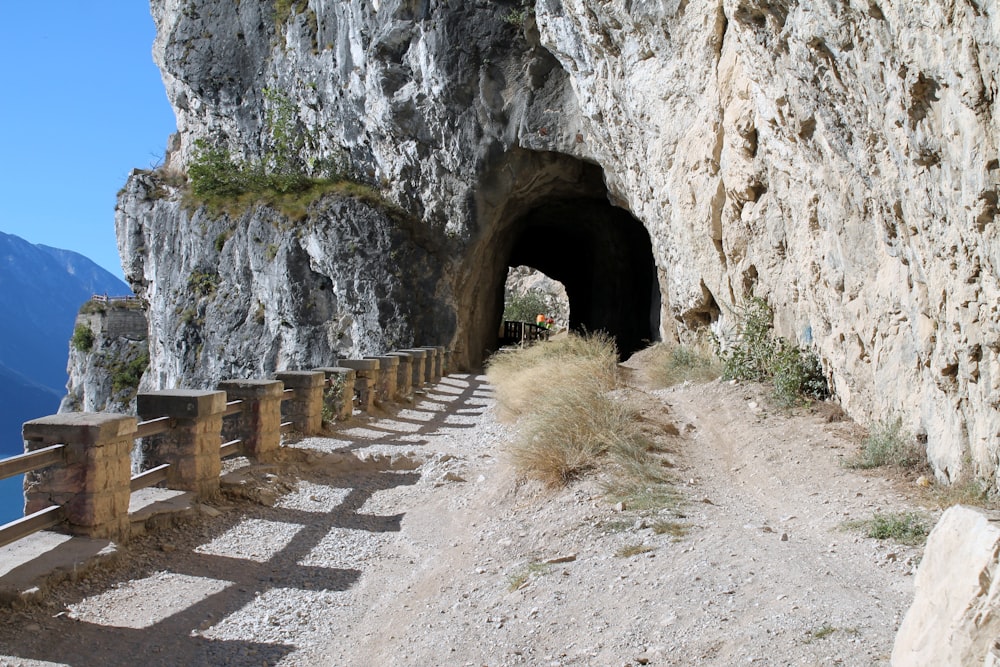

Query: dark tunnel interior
[501,197,659,360]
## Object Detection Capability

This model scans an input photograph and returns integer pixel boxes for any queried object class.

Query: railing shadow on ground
[0,374,491,667]
[300,374,492,455]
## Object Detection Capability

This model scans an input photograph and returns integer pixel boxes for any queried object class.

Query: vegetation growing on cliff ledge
[71,324,94,353]
[183,88,399,221]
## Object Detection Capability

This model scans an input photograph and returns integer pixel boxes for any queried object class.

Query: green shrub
[846,416,924,469]
[717,297,829,406]
[719,298,776,382]
[503,291,549,323]
[321,374,348,424]
[843,511,929,545]
[188,270,220,298]
[71,324,95,352]
[109,351,149,396]
[771,340,829,407]
[502,0,534,25]
[214,230,233,252]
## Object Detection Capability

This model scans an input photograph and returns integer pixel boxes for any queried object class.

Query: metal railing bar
[280,421,294,433]
[130,463,171,492]
[0,445,65,482]
[136,416,171,439]
[0,505,65,550]
[223,400,244,417]
[219,439,242,459]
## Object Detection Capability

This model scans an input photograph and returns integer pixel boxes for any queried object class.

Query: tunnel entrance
[504,198,657,359]
[454,149,662,368]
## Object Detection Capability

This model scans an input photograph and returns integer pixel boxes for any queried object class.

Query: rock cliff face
[119,0,1000,486]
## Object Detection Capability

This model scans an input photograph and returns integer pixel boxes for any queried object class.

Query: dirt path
[0,369,926,666]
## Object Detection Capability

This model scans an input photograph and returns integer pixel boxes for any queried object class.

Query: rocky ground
[0,358,935,666]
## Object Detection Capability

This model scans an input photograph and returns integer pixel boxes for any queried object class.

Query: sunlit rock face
[122,0,1000,486]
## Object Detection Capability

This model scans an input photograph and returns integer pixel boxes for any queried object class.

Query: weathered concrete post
[420,347,440,384]
[438,346,450,376]
[422,346,445,382]
[22,413,136,541]
[217,379,284,461]
[315,367,357,421]
[367,355,399,403]
[338,359,380,411]
[137,390,227,499]
[274,371,325,435]
[387,351,413,400]
[402,348,427,391]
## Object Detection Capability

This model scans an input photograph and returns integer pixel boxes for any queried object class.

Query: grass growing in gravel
[616,543,655,558]
[924,477,998,510]
[507,561,551,591]
[845,416,924,469]
[804,625,858,643]
[842,512,930,545]
[644,341,721,387]
[651,520,689,538]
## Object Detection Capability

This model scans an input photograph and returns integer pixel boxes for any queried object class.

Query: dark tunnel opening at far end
[505,197,660,360]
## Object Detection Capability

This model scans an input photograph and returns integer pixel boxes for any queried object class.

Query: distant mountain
[0,231,130,395]
[0,362,60,457]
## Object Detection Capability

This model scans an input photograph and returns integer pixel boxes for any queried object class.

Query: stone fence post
[22,413,136,541]
[338,359,380,411]
[402,349,427,390]
[367,355,399,403]
[387,351,413,399]
[137,390,227,499]
[417,347,438,384]
[274,371,325,435]
[421,346,445,383]
[218,379,284,461]
[316,367,356,422]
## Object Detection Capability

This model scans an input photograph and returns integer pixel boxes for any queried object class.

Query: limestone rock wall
[116,170,450,392]
[122,0,1000,485]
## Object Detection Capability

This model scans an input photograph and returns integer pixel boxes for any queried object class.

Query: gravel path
[0,371,926,666]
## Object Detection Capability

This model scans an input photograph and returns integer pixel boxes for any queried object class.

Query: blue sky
[0,4,177,280]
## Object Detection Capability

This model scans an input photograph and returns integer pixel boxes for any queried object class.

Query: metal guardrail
[130,463,171,493]
[223,400,244,417]
[136,416,171,439]
[0,505,65,550]
[219,439,242,459]
[0,444,65,482]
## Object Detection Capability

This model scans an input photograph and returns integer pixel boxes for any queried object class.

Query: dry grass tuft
[616,543,655,558]
[844,417,925,470]
[487,333,680,513]
[651,520,689,538]
[643,341,722,388]
[921,476,998,510]
[487,333,629,487]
